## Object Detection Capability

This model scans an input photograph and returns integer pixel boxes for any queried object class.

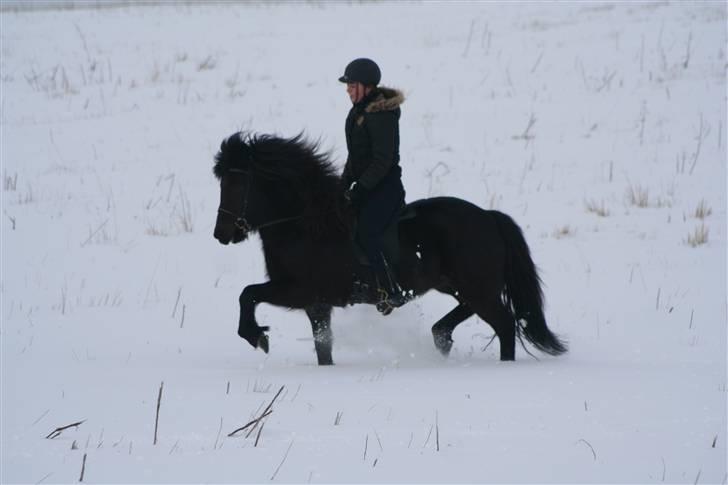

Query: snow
[1,1,726,483]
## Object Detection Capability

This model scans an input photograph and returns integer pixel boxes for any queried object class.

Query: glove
[345,182,368,210]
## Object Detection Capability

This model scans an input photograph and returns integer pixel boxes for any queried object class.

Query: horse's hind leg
[483,301,516,361]
[305,304,334,366]
[461,297,516,361]
[431,304,474,356]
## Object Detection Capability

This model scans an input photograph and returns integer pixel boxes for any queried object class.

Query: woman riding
[339,58,408,314]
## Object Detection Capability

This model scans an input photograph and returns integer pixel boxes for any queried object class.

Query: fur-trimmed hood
[365,86,405,113]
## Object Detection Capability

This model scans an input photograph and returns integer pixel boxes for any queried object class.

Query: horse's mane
[213,131,348,237]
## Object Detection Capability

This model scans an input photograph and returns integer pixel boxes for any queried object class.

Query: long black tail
[491,212,568,356]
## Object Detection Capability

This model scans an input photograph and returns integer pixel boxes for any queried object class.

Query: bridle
[216,167,302,233]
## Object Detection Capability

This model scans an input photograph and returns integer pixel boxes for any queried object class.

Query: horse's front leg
[237,281,309,353]
[305,304,334,366]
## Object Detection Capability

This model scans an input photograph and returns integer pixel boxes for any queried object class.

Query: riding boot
[374,256,411,315]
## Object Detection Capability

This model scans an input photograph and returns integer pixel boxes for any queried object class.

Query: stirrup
[375,288,409,316]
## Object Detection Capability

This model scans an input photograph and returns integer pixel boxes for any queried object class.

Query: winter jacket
[342,87,405,190]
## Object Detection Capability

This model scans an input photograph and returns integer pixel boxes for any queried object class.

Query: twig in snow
[530,50,544,73]
[373,429,383,451]
[291,384,302,402]
[334,411,343,426]
[694,469,701,485]
[79,453,87,482]
[718,120,722,149]
[213,417,224,450]
[245,386,285,438]
[639,102,647,146]
[422,424,433,448]
[46,420,86,439]
[511,113,536,148]
[363,434,368,461]
[80,219,109,247]
[153,381,163,445]
[576,439,597,461]
[5,212,16,230]
[32,409,51,426]
[227,409,272,437]
[436,411,440,452]
[683,31,692,69]
[689,114,708,175]
[35,472,53,484]
[171,287,182,318]
[462,18,476,58]
[179,304,186,328]
[254,420,265,447]
[229,385,284,438]
[270,439,294,481]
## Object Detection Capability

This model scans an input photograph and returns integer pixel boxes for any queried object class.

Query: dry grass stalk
[577,439,597,461]
[626,184,649,207]
[228,385,284,438]
[270,440,294,481]
[694,199,712,219]
[45,420,86,439]
[197,55,217,71]
[153,382,163,445]
[79,453,87,482]
[227,410,272,438]
[553,225,573,239]
[686,224,709,247]
[585,199,610,217]
[254,420,265,447]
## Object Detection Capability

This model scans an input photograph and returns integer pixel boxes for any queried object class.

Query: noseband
[217,167,302,233]
[217,167,254,232]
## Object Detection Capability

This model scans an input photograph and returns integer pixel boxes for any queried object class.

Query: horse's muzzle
[214,225,247,245]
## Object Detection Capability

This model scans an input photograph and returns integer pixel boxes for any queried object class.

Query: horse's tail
[491,212,568,356]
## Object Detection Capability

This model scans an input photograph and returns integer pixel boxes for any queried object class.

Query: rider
[339,58,408,314]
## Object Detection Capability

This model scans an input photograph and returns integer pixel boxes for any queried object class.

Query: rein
[217,167,305,233]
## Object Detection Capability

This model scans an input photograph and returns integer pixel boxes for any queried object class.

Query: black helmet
[338,58,381,86]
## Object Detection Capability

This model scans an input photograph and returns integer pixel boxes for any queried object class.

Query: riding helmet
[338,58,381,86]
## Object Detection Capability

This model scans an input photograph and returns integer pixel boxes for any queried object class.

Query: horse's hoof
[258,333,269,354]
[433,334,453,356]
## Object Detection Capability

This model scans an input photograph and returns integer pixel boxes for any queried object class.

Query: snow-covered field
[1,1,726,483]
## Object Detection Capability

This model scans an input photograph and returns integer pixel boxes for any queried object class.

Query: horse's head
[213,133,262,245]
[213,131,348,245]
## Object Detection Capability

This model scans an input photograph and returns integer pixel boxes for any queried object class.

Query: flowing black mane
[213,132,338,182]
[213,131,346,236]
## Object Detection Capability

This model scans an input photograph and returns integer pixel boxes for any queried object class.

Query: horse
[212,131,567,365]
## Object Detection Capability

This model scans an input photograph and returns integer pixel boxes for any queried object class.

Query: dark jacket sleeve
[357,111,398,189]
[341,160,352,189]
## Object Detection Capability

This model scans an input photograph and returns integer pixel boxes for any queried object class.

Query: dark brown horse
[213,132,567,365]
